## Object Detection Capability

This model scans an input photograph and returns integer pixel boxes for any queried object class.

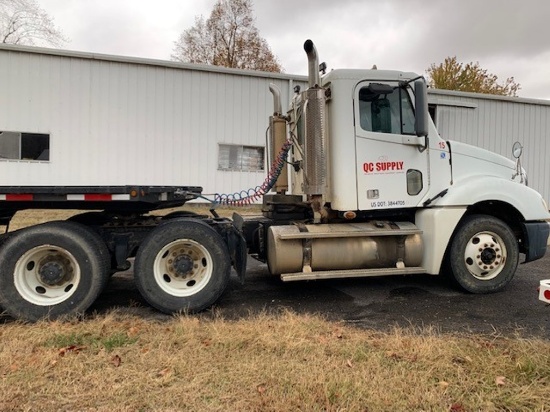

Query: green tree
[172,0,281,73]
[427,56,520,97]
[0,0,67,47]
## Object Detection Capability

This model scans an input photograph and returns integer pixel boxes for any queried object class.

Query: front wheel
[447,215,519,293]
[134,219,230,314]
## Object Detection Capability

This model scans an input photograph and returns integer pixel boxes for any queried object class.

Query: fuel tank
[267,222,423,275]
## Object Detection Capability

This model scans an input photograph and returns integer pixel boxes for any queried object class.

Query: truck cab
[315,68,448,212]
[261,40,550,293]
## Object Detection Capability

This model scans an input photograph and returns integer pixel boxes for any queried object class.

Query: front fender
[434,176,550,221]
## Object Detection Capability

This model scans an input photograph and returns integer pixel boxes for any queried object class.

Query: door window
[358,84,416,135]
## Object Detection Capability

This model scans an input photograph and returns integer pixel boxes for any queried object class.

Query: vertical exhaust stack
[304,39,320,88]
[302,40,328,196]
[268,83,288,194]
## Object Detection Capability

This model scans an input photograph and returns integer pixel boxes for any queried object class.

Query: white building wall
[429,89,550,204]
[0,44,307,199]
[2,44,549,206]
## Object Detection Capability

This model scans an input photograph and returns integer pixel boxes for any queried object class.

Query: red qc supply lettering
[363,161,404,173]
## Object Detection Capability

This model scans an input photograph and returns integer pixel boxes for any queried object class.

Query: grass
[0,310,549,411]
[44,331,138,352]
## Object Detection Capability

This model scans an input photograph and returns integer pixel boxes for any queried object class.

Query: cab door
[355,81,430,210]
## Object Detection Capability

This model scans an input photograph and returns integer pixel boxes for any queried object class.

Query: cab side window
[358,84,415,135]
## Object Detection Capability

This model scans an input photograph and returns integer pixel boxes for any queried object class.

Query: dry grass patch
[0,310,549,411]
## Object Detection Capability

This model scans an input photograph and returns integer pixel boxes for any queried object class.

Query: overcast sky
[38,0,550,100]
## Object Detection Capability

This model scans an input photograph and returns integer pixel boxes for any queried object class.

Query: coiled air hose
[213,138,293,206]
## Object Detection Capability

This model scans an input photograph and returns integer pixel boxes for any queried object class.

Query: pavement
[94,248,550,339]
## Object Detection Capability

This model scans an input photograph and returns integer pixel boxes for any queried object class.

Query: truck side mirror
[414,79,429,137]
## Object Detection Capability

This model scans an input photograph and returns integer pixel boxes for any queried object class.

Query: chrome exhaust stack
[301,40,328,198]
[304,39,320,88]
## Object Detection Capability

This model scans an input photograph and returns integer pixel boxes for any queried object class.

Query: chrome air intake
[302,88,327,195]
[269,83,282,115]
[268,83,288,193]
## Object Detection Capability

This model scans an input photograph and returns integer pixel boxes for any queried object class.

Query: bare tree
[172,0,281,73]
[427,56,520,97]
[0,0,68,47]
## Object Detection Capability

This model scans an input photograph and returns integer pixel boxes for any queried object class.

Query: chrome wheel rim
[463,231,507,280]
[153,239,213,297]
[14,245,81,306]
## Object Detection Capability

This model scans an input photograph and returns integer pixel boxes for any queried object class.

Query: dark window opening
[428,104,437,125]
[0,131,50,161]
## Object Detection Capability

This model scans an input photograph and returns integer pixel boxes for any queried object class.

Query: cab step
[280,266,426,282]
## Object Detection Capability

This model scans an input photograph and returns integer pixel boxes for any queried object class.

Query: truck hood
[449,140,519,182]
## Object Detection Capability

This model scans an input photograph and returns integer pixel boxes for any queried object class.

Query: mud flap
[227,227,247,283]
[522,221,550,263]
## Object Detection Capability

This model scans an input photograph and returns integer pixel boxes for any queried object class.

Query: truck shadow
[2,260,549,340]
[84,265,451,321]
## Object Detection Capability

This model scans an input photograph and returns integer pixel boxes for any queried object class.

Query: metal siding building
[0,44,307,198]
[428,89,550,204]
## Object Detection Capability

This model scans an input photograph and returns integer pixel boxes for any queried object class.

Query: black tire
[161,210,206,220]
[68,212,114,276]
[447,214,519,293]
[134,219,230,314]
[0,221,111,321]
[68,211,111,226]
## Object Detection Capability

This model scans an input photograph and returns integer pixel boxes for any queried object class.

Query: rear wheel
[448,215,519,293]
[134,219,230,314]
[0,221,110,321]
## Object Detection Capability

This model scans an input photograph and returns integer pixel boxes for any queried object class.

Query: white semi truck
[0,40,548,321]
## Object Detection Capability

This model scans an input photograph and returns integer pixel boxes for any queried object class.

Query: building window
[218,144,265,172]
[0,131,50,161]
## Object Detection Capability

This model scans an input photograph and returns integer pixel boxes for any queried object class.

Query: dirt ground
[91,249,550,339]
